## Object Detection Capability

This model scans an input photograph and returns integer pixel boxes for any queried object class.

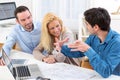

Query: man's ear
[93,24,99,31]
[16,19,19,24]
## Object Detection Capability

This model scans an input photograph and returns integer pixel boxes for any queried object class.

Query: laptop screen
[1,49,14,74]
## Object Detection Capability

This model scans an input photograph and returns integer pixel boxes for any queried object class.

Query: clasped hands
[42,55,56,64]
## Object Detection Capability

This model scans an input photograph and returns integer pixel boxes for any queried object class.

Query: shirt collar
[103,29,113,44]
[20,26,25,31]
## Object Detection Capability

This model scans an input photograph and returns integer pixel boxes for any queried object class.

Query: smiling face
[16,10,33,32]
[48,20,62,38]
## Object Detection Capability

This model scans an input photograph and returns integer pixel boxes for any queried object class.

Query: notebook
[1,49,49,80]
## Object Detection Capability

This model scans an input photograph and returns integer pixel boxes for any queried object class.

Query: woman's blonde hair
[39,12,66,52]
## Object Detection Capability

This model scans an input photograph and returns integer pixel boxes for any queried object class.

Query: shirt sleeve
[2,29,16,55]
[84,43,120,78]
[61,45,85,58]
[33,45,46,61]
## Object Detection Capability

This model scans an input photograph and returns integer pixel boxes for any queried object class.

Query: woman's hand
[0,58,5,66]
[54,37,69,52]
[42,55,56,64]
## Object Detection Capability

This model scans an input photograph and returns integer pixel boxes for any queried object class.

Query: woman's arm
[53,29,75,62]
[33,45,46,61]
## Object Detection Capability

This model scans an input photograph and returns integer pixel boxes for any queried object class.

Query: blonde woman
[33,12,81,66]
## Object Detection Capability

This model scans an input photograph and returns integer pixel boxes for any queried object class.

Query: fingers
[55,37,59,42]
[71,48,85,52]
[54,42,61,52]
[47,59,56,64]
[68,40,89,52]
[55,37,69,45]
[43,57,56,64]
[69,44,84,52]
[70,49,79,51]
[68,40,81,48]
[74,40,81,43]
[68,45,79,49]
[62,37,69,43]
[0,59,5,66]
[54,37,69,53]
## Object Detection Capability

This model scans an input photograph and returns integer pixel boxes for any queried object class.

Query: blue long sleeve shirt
[2,21,41,55]
[61,29,120,78]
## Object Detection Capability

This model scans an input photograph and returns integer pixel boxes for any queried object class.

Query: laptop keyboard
[16,66,31,77]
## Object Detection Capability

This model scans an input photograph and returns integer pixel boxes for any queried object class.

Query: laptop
[11,59,27,64]
[1,49,50,80]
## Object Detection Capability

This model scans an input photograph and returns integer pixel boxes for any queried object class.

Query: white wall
[90,0,120,13]
[32,0,90,32]
[0,0,90,32]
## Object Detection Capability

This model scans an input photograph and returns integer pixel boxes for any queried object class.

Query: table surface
[0,26,13,43]
[0,50,120,80]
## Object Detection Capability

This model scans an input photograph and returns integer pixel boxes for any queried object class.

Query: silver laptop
[1,49,49,80]
[11,58,26,64]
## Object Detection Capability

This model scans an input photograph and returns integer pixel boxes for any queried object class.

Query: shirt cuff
[84,47,97,60]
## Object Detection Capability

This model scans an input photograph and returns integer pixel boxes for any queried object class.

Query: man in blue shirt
[0,6,41,65]
[55,8,120,78]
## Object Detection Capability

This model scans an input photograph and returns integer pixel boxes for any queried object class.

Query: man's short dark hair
[84,7,111,31]
[14,6,30,19]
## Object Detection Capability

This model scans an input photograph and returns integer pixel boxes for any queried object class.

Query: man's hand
[68,40,90,52]
[0,58,5,66]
